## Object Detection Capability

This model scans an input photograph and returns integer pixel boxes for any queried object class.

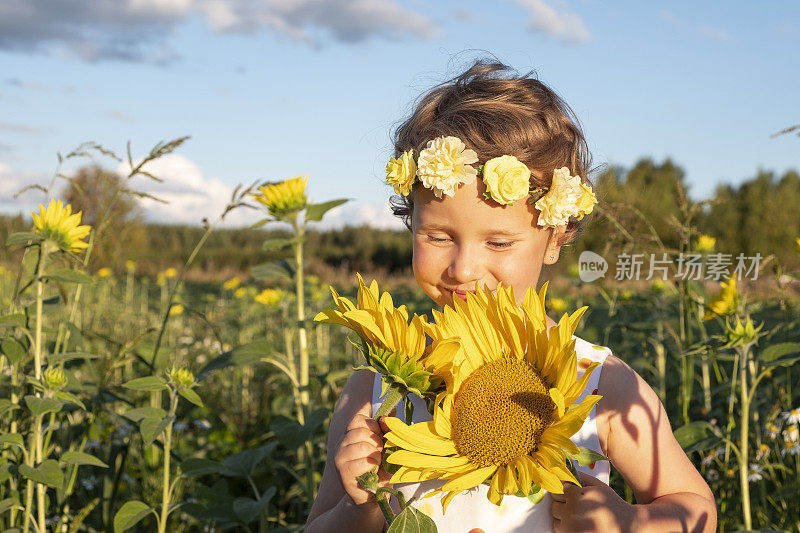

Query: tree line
[1,159,798,277]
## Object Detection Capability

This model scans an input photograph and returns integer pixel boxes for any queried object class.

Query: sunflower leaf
[565,446,608,466]
[527,484,546,504]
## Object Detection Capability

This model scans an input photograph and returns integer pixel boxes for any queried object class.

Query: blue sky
[1,0,798,228]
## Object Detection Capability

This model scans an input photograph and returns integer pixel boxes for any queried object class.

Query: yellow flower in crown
[386,150,417,196]
[534,168,594,227]
[31,199,91,253]
[384,283,603,512]
[703,277,739,320]
[314,274,460,417]
[416,136,479,198]
[575,183,597,220]
[254,175,308,216]
[481,155,531,206]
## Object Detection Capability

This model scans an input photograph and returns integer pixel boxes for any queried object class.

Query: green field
[2,144,800,532]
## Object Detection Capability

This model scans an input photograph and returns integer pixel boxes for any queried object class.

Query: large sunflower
[383,282,602,512]
[314,274,460,416]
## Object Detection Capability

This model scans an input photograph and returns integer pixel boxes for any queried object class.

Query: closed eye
[488,241,513,248]
[426,235,451,243]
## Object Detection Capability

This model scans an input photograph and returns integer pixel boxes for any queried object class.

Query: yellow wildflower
[254,175,308,216]
[223,277,241,290]
[164,268,178,279]
[254,288,283,306]
[31,199,91,253]
[696,235,716,253]
[703,277,738,320]
[547,297,567,313]
[125,260,136,271]
[169,304,184,316]
[234,287,247,299]
[796,238,800,253]
[97,267,112,278]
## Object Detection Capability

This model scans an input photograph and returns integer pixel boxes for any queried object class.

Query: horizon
[1,1,798,229]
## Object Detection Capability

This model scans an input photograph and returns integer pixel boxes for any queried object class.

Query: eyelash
[426,235,513,248]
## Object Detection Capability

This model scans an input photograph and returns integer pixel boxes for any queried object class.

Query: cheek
[412,241,435,280]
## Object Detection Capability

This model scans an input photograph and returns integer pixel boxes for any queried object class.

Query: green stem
[158,391,178,533]
[373,488,398,525]
[291,217,315,505]
[738,344,752,530]
[373,385,404,420]
[30,246,48,533]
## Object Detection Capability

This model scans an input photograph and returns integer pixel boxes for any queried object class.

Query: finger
[550,500,565,521]
[340,441,383,462]
[346,413,377,432]
[552,518,563,533]
[576,470,601,486]
[378,408,398,431]
[343,427,384,448]
[550,490,566,503]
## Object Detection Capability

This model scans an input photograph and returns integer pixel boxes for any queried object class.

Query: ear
[543,224,567,265]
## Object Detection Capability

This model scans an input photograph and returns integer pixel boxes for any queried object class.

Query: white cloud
[0,0,439,62]
[0,162,51,212]
[116,153,254,226]
[1,155,400,229]
[511,0,591,44]
[659,10,730,43]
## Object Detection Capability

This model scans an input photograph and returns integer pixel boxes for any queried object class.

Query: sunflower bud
[726,316,762,346]
[43,366,67,390]
[356,467,381,494]
[169,367,194,388]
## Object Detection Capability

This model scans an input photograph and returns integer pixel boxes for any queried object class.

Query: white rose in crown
[416,136,479,198]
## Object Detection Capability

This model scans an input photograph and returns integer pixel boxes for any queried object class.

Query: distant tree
[62,165,146,269]
[579,158,687,257]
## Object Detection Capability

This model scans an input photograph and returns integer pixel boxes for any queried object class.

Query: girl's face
[412,178,565,309]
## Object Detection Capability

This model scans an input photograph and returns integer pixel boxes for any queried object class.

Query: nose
[447,243,481,284]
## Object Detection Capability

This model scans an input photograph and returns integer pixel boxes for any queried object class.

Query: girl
[306,60,716,532]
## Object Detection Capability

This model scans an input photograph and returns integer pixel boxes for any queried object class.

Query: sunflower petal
[386,449,470,470]
[384,418,456,455]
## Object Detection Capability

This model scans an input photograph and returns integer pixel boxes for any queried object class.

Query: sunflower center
[451,358,555,467]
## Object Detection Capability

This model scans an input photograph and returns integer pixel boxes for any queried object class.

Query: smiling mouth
[446,288,477,301]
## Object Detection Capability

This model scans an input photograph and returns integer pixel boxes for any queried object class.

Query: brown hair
[390,59,594,244]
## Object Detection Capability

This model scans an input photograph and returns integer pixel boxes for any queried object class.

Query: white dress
[370,336,612,533]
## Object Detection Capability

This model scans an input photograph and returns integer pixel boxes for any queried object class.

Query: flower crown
[386,135,597,228]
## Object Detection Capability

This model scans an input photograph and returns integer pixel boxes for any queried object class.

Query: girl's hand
[550,471,637,532]
[334,411,394,505]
